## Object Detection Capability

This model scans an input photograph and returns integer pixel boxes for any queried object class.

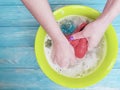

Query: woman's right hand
[51,38,76,68]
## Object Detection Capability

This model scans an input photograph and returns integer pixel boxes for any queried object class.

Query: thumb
[70,32,84,40]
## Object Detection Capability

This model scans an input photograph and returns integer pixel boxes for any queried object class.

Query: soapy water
[44,15,106,78]
[59,15,92,35]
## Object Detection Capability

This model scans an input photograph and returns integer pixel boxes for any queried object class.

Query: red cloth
[66,22,88,58]
[73,38,88,58]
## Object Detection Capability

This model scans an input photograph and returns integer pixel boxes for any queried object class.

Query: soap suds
[44,15,106,78]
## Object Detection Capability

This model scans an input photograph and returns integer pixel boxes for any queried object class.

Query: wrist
[96,18,109,27]
[97,7,119,26]
[51,32,68,44]
[91,19,108,33]
[53,37,69,45]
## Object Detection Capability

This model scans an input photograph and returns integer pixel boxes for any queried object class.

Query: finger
[70,56,76,66]
[51,54,57,64]
[53,57,57,64]
[57,58,69,68]
[70,32,84,40]
[88,38,98,51]
[51,48,57,64]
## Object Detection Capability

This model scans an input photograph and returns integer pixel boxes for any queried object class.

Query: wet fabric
[60,20,76,35]
[65,22,88,58]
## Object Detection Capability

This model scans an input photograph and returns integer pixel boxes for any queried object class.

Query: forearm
[97,0,120,27]
[22,0,66,42]
[102,0,112,13]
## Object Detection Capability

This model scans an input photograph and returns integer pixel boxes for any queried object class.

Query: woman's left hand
[71,20,107,51]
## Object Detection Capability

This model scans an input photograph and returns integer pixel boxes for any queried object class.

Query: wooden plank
[0,25,119,47]
[0,0,107,6]
[0,26,119,68]
[0,47,119,69]
[0,69,120,89]
[0,6,38,27]
[0,27,37,47]
[0,47,38,69]
[0,5,120,27]
[48,0,107,5]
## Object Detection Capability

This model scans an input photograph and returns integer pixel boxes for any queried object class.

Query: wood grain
[0,0,120,89]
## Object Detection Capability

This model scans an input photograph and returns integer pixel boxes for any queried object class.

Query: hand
[51,38,76,68]
[71,20,106,50]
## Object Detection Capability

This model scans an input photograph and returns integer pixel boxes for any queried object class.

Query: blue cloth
[60,20,76,35]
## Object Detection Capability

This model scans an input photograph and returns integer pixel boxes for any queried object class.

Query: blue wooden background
[0,0,120,90]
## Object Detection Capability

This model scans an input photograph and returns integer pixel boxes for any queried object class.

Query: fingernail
[69,36,74,41]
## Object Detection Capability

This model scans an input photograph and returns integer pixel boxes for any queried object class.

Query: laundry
[74,38,88,58]
[65,22,88,58]
[60,20,76,35]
